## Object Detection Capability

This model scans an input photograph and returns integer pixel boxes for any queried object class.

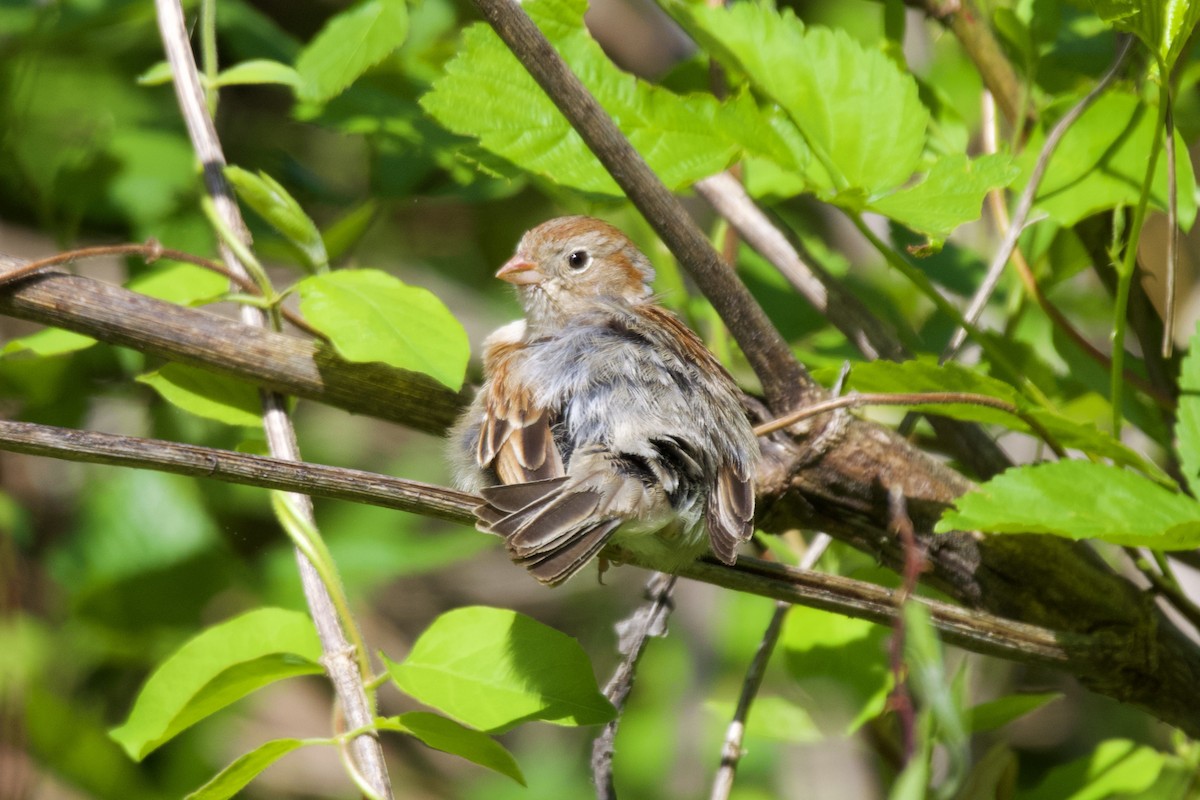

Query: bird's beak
[496,256,545,285]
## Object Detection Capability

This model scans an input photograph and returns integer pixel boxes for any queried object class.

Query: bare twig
[153,2,391,795]
[470,0,810,412]
[591,572,677,800]
[752,390,1067,458]
[0,242,322,338]
[943,36,1135,360]
[709,533,831,800]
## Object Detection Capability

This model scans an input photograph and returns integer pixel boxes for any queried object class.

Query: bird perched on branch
[450,216,759,586]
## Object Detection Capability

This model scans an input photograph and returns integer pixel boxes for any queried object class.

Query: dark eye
[567,249,591,270]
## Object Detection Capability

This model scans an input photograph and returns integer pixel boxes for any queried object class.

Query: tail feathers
[477,478,621,586]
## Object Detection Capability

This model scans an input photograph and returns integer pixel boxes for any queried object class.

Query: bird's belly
[609,515,710,570]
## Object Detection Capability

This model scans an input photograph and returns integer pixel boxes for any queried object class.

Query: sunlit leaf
[186,738,312,800]
[377,713,525,784]
[295,0,408,103]
[225,166,327,270]
[137,363,263,427]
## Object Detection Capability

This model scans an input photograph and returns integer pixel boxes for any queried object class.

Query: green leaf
[321,200,379,263]
[385,606,615,731]
[781,604,891,735]
[703,695,823,744]
[126,262,228,306]
[1020,739,1166,800]
[1176,325,1200,496]
[903,604,968,795]
[1018,91,1197,229]
[968,692,1060,733]
[295,269,469,391]
[670,3,928,195]
[212,59,302,89]
[137,363,264,428]
[420,0,740,195]
[378,713,525,785]
[1089,0,1200,68]
[937,461,1200,548]
[109,608,323,760]
[2,327,96,357]
[295,0,408,103]
[186,738,312,800]
[137,60,174,86]
[869,153,1019,241]
[225,166,327,270]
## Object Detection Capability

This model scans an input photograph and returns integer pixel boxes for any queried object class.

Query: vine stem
[1111,70,1169,436]
[152,2,392,796]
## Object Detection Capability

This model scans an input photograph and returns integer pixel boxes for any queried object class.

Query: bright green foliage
[185,738,311,800]
[295,269,470,391]
[295,0,409,103]
[1019,739,1166,800]
[869,154,1019,241]
[967,692,1061,733]
[225,166,328,270]
[126,262,228,306]
[1089,0,1200,67]
[385,606,616,731]
[2,328,96,357]
[212,59,302,89]
[1017,92,1197,228]
[780,603,891,734]
[422,0,742,195]
[703,696,823,743]
[937,461,1200,547]
[137,363,264,428]
[110,608,323,760]
[1176,324,1200,496]
[378,713,525,784]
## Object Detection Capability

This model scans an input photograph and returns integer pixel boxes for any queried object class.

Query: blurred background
[1,0,1197,797]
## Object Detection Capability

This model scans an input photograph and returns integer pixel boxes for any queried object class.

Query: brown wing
[476,337,565,485]
[704,462,755,564]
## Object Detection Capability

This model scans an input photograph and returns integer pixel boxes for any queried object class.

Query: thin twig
[153,2,392,796]
[943,36,1135,360]
[0,242,323,338]
[752,390,1067,459]
[591,572,677,799]
[709,533,832,800]
[1124,547,1200,634]
[471,0,811,412]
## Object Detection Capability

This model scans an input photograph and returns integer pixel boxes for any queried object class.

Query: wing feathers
[705,464,755,565]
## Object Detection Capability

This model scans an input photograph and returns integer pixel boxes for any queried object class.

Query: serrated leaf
[225,166,327,271]
[1021,739,1166,800]
[669,3,927,195]
[968,692,1060,732]
[937,461,1200,548]
[869,153,1019,240]
[186,738,312,800]
[420,0,740,195]
[1018,91,1197,229]
[213,59,302,89]
[1176,325,1200,496]
[377,713,525,785]
[110,608,323,761]
[2,327,96,357]
[295,269,469,391]
[295,0,408,103]
[385,606,615,731]
[137,363,263,428]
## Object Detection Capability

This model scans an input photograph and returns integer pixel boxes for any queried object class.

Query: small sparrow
[450,216,758,586]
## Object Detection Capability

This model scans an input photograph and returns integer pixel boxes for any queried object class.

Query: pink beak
[496,256,545,285]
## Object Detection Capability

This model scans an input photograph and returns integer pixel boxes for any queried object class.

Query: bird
[449,216,759,586]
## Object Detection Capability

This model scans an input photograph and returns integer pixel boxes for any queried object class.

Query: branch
[0,418,1080,671]
[0,263,465,434]
[153,1,391,794]
[470,0,811,412]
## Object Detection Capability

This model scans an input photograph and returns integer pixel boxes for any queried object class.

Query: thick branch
[0,263,465,434]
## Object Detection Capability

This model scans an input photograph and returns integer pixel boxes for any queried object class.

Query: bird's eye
[567,250,591,270]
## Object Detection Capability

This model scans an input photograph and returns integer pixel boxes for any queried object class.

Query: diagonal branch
[470,0,811,412]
